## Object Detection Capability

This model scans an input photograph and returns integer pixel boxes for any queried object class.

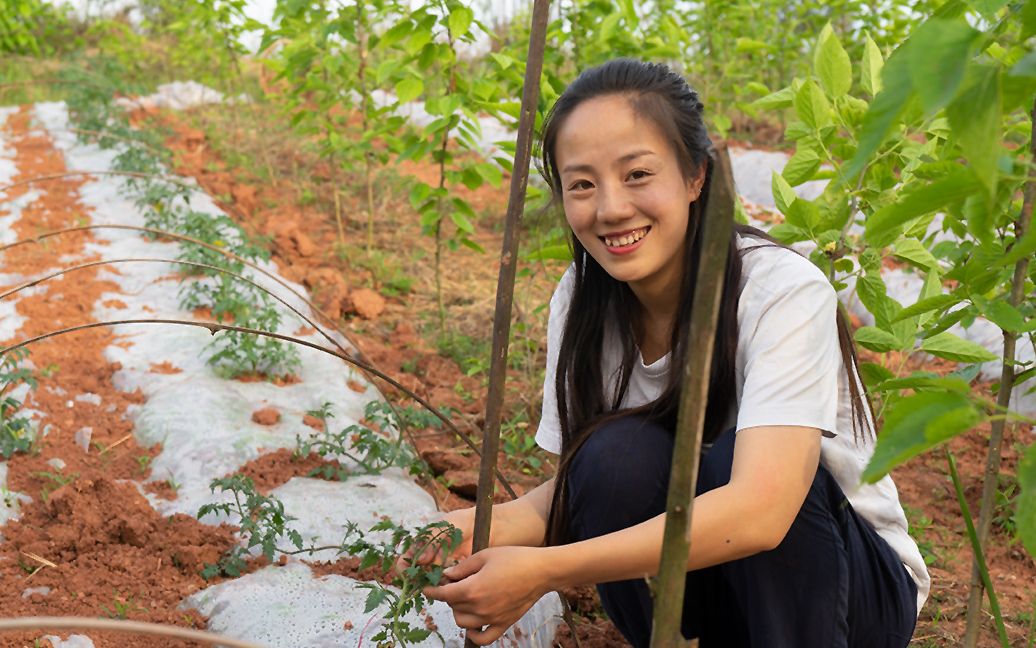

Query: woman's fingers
[465,624,511,646]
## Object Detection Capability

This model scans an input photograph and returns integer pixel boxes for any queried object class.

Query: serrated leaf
[861,35,884,95]
[814,24,852,98]
[863,391,981,482]
[363,586,389,613]
[921,332,999,363]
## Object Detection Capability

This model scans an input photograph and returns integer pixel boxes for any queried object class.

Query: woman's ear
[687,164,707,202]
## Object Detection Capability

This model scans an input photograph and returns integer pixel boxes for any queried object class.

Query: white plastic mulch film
[0,102,563,648]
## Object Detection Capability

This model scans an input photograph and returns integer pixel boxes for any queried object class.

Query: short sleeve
[735,269,841,434]
[534,267,575,455]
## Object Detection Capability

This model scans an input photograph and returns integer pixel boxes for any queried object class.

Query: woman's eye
[568,180,592,191]
[628,169,652,181]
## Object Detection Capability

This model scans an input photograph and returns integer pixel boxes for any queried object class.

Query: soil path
[0,105,236,648]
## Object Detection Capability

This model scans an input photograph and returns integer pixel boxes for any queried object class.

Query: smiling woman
[423,58,928,648]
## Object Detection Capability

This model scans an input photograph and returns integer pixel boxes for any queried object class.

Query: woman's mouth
[601,226,650,253]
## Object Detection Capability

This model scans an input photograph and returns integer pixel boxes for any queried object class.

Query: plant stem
[949,449,1011,648]
[963,97,1036,648]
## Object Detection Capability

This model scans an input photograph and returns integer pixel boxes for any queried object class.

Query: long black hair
[538,58,871,546]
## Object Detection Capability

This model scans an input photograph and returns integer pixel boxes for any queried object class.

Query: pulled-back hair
[539,58,870,546]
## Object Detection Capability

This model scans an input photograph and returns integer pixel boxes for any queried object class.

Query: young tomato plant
[0,347,37,458]
[296,401,433,479]
[340,518,462,647]
[197,474,304,579]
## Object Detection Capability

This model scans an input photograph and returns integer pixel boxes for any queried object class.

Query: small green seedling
[99,591,148,619]
[0,347,37,458]
[33,469,77,503]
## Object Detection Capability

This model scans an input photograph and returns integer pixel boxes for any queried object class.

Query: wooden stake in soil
[467,0,551,642]
[649,145,736,648]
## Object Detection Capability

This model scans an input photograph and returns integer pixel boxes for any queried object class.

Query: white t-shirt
[535,232,930,614]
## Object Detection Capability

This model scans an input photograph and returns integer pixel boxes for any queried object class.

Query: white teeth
[604,227,648,247]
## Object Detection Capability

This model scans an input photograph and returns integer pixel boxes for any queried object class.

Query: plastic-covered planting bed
[0,101,562,647]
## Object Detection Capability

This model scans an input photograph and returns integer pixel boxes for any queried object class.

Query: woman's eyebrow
[561,149,656,175]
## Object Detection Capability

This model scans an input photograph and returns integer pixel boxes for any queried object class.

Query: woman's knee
[567,416,674,537]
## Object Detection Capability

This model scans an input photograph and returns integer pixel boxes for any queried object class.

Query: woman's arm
[489,476,556,547]
[426,425,821,645]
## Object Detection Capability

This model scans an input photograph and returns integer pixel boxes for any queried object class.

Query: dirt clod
[348,288,385,320]
[251,406,281,425]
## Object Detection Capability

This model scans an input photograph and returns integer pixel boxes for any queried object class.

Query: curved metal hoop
[0,616,266,648]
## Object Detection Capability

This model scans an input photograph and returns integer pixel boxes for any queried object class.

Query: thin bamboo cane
[0,170,193,195]
[649,145,736,648]
[0,616,265,648]
[466,0,551,645]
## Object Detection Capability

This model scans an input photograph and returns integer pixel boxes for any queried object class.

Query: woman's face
[555,94,703,301]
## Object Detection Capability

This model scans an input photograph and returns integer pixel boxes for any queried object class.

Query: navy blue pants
[566,417,917,648]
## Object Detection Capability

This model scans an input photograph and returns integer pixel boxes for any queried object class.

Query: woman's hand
[424,546,552,646]
[400,507,477,573]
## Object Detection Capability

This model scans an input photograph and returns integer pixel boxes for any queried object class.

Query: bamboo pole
[649,145,736,648]
[0,616,265,647]
[466,0,551,645]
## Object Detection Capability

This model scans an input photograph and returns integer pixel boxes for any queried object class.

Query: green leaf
[1000,223,1036,267]
[859,362,895,388]
[752,86,794,111]
[875,374,971,394]
[921,332,998,363]
[856,274,896,329]
[980,300,1026,333]
[814,24,852,98]
[450,211,474,233]
[855,326,904,352]
[863,391,981,482]
[892,238,939,270]
[894,293,960,322]
[782,143,821,187]
[1018,442,1036,557]
[395,77,424,104]
[793,79,832,130]
[865,168,981,247]
[946,65,1002,195]
[907,19,980,115]
[842,45,913,183]
[967,0,1011,19]
[861,34,884,96]
[448,6,474,37]
[736,37,769,53]
[771,171,797,215]
[363,586,389,613]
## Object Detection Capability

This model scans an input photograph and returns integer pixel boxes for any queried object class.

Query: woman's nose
[596,183,634,223]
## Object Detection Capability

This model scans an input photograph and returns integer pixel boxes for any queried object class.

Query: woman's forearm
[540,482,773,590]
[488,477,556,548]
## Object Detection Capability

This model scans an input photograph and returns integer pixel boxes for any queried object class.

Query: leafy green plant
[340,518,462,647]
[296,401,433,479]
[0,347,37,458]
[197,474,304,579]
[757,10,1035,645]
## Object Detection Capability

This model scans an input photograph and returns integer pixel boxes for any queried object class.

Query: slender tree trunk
[962,99,1036,648]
